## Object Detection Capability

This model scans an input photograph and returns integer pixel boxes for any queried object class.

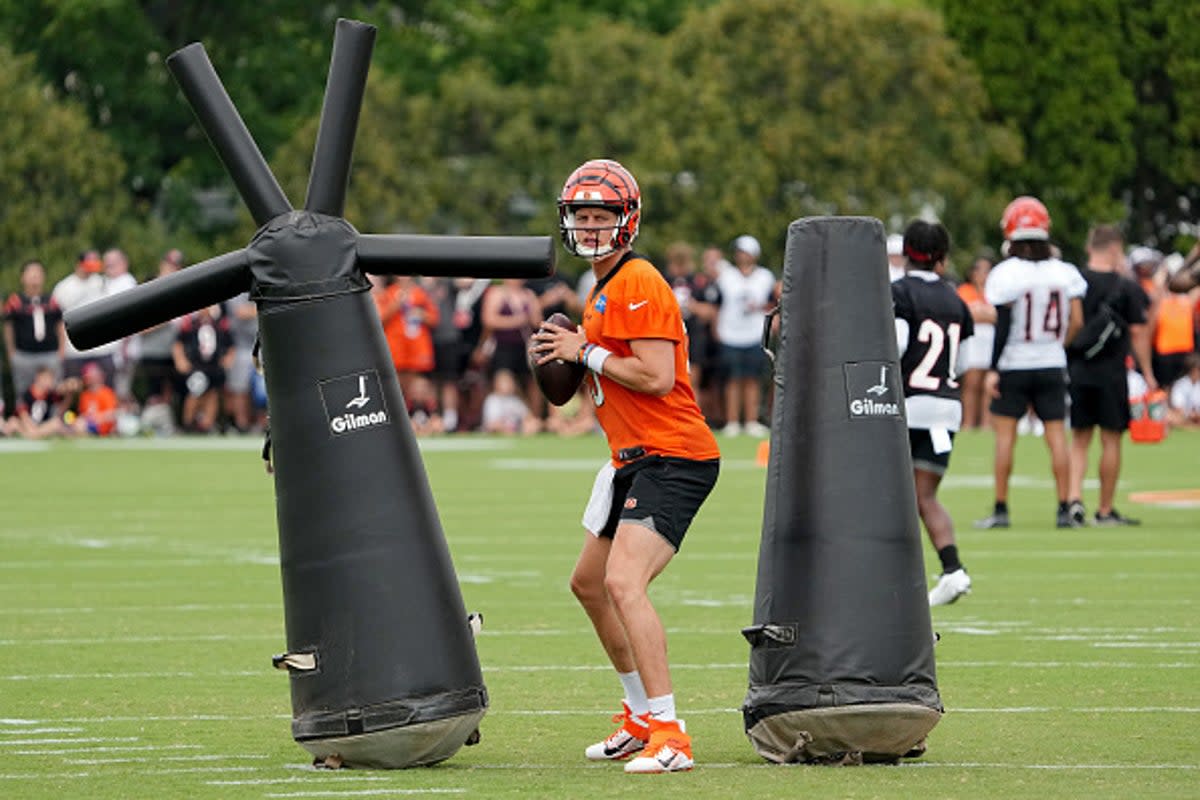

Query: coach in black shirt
[1065,226,1156,527]
[3,260,64,398]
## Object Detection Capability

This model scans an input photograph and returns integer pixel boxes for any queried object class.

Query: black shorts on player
[990,368,1067,421]
[596,456,719,552]
[909,429,955,476]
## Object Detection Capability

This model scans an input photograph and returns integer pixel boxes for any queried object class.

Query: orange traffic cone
[756,439,771,467]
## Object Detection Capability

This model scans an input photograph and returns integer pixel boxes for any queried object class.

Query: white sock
[443,408,458,431]
[618,670,649,717]
[647,693,676,723]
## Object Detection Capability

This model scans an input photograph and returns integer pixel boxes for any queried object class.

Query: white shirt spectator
[715,263,776,347]
[1169,374,1200,416]
[481,392,530,433]
[52,272,115,358]
[985,256,1087,371]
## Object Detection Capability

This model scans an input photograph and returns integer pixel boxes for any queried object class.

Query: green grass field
[2,429,1197,799]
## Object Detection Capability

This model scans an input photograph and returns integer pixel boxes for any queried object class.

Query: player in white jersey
[974,197,1086,529]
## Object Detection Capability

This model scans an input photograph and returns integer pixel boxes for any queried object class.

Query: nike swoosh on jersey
[629,300,649,310]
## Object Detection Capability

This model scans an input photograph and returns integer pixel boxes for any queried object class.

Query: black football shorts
[990,368,1068,421]
[909,428,955,476]
[597,456,719,552]
[1069,382,1131,432]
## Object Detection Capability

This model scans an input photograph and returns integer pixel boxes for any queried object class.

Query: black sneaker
[1067,500,1087,527]
[973,511,1010,529]
[1094,508,1140,527]
[1056,508,1081,528]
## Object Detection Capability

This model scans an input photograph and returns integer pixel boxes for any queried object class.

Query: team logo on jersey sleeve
[595,294,607,314]
[844,361,902,418]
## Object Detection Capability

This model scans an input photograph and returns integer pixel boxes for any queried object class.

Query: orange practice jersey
[581,254,720,465]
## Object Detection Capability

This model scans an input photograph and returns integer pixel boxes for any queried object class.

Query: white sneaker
[624,718,693,773]
[744,421,768,437]
[928,568,971,607]
[584,703,649,761]
[721,422,742,436]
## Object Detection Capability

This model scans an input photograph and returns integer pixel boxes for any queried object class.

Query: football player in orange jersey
[532,159,720,773]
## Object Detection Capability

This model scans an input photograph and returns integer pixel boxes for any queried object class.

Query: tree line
[1,0,1196,290]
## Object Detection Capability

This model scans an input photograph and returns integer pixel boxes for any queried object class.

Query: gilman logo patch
[319,370,391,436]
[843,361,902,419]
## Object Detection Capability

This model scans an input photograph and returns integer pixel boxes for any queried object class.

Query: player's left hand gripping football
[531,320,588,366]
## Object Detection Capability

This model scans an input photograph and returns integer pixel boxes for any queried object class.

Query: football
[531,312,587,406]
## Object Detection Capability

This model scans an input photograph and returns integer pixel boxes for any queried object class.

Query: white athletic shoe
[585,702,649,761]
[928,568,971,607]
[744,421,769,437]
[721,422,742,436]
[625,718,693,773]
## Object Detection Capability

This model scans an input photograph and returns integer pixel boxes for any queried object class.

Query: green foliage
[273,0,1012,271]
[938,0,1200,255]
[651,0,1017,266]
[0,45,128,289]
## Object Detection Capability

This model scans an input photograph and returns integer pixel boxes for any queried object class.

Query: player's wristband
[583,344,612,374]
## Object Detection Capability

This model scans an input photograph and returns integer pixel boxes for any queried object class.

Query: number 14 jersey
[985,256,1087,371]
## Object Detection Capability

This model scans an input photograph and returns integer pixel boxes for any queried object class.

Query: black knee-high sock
[937,544,963,574]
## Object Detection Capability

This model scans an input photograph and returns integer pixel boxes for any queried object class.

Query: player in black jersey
[892,220,975,606]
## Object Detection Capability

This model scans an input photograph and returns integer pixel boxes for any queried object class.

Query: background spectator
[956,253,997,430]
[134,254,184,434]
[695,245,729,425]
[223,291,259,432]
[75,361,119,436]
[102,248,139,402]
[1151,275,1197,389]
[372,274,439,397]
[1167,352,1200,429]
[405,373,445,436]
[481,368,536,435]
[10,366,79,439]
[715,235,776,436]
[52,250,116,381]
[887,233,906,282]
[424,277,464,432]
[173,305,233,433]
[477,278,542,417]
[4,260,64,399]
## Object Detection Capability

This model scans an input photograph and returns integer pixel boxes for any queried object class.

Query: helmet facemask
[559,204,632,259]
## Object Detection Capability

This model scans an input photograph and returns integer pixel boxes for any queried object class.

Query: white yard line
[0,737,138,746]
[264,791,465,798]
[0,603,278,615]
[10,744,203,755]
[67,753,272,764]
[207,777,392,786]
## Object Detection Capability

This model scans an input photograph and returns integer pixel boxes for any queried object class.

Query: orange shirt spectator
[77,362,118,436]
[373,276,440,375]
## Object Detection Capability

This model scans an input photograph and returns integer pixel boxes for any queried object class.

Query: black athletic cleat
[1067,500,1087,527]
[1056,508,1083,528]
[1094,508,1141,527]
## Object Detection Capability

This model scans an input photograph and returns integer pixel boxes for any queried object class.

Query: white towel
[582,461,617,535]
